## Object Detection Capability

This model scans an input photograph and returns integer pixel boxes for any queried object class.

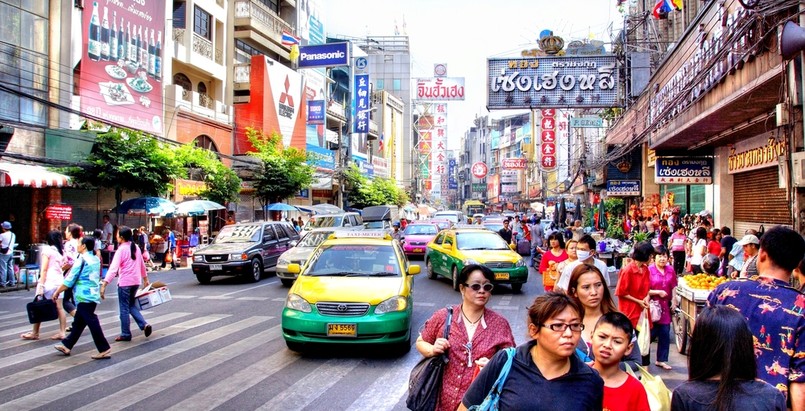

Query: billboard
[655,158,713,185]
[298,42,350,68]
[81,0,165,135]
[415,77,466,101]
[487,55,618,109]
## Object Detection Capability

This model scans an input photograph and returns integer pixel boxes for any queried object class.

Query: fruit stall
[672,274,728,355]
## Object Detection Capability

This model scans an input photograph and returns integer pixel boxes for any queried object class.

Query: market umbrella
[172,199,225,217]
[598,200,608,231]
[265,203,300,212]
[113,197,176,216]
[559,198,567,228]
[574,198,583,222]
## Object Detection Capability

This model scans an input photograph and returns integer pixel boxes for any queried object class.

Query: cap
[1,221,10,230]
[393,222,400,227]
[736,234,759,246]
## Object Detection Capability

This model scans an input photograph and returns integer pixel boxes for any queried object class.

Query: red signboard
[81,0,165,135]
[541,143,556,155]
[541,117,556,130]
[45,205,73,220]
[471,162,488,179]
[541,156,556,169]
[501,158,527,169]
[541,130,555,142]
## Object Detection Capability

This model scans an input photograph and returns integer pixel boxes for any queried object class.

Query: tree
[342,165,409,209]
[173,143,241,205]
[64,128,184,216]
[247,128,313,206]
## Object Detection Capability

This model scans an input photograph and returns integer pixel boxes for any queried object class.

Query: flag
[378,132,385,153]
[652,0,672,19]
[289,44,300,62]
[671,0,683,10]
[281,31,300,46]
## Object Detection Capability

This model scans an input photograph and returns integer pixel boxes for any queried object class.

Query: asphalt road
[0,259,688,410]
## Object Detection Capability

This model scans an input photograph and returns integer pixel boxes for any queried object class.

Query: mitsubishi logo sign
[279,76,295,119]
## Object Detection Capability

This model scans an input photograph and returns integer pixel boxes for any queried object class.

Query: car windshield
[213,225,261,243]
[297,231,332,248]
[309,216,344,228]
[364,221,387,229]
[484,223,504,232]
[433,213,459,223]
[456,232,510,250]
[305,244,401,276]
[404,225,437,235]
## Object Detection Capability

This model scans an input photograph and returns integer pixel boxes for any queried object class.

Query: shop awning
[0,162,71,188]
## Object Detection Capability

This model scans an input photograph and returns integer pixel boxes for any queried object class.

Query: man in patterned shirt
[707,226,805,411]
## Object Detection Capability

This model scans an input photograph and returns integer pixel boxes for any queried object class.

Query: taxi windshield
[309,216,344,228]
[297,231,333,247]
[305,244,400,276]
[213,225,261,243]
[456,232,510,250]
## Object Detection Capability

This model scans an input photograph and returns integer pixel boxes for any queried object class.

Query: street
[0,260,687,410]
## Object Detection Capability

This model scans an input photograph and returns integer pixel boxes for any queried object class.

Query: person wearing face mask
[555,234,610,293]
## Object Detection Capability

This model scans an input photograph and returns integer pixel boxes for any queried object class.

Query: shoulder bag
[406,306,453,411]
[26,294,59,324]
[468,347,516,411]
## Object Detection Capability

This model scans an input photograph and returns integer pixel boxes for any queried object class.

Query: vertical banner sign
[352,74,370,133]
[307,100,325,125]
[540,109,557,170]
[448,159,458,190]
[81,0,165,135]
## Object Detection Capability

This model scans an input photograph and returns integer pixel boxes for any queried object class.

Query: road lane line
[220,280,277,296]
[413,302,435,307]
[0,315,272,410]
[167,345,301,411]
[345,350,424,411]
[199,296,230,299]
[256,358,359,411]
[236,296,270,301]
[82,323,283,410]
[170,294,196,299]
[0,314,230,392]
[0,312,191,369]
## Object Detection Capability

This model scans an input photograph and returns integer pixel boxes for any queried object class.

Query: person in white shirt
[101,215,113,247]
[0,221,15,287]
[555,234,610,292]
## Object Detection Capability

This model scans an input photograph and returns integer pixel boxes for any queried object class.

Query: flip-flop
[91,349,112,360]
[655,362,673,370]
[54,344,71,355]
[20,332,39,340]
[50,334,66,340]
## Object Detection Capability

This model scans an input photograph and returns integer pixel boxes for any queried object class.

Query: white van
[432,210,464,225]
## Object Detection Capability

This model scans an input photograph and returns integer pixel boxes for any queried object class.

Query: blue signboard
[352,74,370,134]
[353,156,374,177]
[654,158,713,184]
[606,180,641,197]
[308,14,325,45]
[448,159,458,189]
[298,42,350,68]
[307,100,325,125]
[306,144,336,170]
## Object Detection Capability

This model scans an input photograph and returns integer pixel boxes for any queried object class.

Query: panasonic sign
[298,42,350,68]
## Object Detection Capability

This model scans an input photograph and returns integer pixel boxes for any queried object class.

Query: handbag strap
[443,306,453,339]
[475,347,516,409]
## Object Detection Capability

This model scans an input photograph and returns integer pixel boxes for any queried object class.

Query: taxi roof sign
[329,230,392,240]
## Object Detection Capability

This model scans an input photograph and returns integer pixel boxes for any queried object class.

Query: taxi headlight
[285,293,312,313]
[230,253,247,261]
[515,258,525,267]
[193,255,203,262]
[463,258,479,266]
[375,296,407,314]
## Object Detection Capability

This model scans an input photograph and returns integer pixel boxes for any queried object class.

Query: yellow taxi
[281,231,421,353]
[425,225,528,292]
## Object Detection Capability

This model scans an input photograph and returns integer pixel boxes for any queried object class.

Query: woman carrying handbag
[20,230,68,341]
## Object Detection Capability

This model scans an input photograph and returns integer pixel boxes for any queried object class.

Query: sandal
[655,362,673,370]
[50,334,66,341]
[20,332,39,340]
[91,349,112,360]
[54,344,71,356]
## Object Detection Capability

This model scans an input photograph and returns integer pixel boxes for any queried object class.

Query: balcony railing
[234,0,293,36]
[173,28,185,43]
[167,84,232,124]
[199,93,214,109]
[192,33,213,60]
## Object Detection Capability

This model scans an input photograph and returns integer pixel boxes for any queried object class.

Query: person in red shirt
[592,311,650,411]
[615,241,654,329]
[707,228,721,257]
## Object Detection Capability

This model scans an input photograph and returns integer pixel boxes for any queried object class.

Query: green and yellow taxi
[425,225,528,292]
[281,231,421,353]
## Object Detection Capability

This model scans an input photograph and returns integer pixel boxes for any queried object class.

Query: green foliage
[63,128,184,209]
[583,207,595,228]
[342,165,408,208]
[173,143,241,204]
[604,198,625,216]
[631,231,650,243]
[247,128,313,206]
[606,216,626,240]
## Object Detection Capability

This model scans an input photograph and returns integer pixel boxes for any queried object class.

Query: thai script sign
[472,183,486,192]
[501,184,518,193]
[654,158,713,185]
[570,117,604,128]
[415,77,465,101]
[606,180,640,197]
[352,74,370,133]
[45,205,72,220]
[728,135,787,174]
[298,42,349,68]
[487,56,618,109]
[502,158,527,169]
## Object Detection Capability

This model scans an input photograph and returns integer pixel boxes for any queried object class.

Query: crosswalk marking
[0,311,28,323]
[345,346,423,411]
[1,315,272,410]
[413,302,435,307]
[0,314,229,392]
[257,358,360,411]
[170,294,196,299]
[0,310,118,350]
[83,322,282,410]
[199,295,229,300]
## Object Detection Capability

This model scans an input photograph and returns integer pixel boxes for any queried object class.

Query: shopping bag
[625,364,672,411]
[649,300,662,323]
[164,252,173,263]
[26,295,59,324]
[637,309,650,355]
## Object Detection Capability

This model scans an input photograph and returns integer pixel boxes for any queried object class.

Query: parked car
[191,221,300,284]
[400,223,440,257]
[281,231,421,353]
[305,212,363,230]
[277,228,347,287]
[425,226,528,292]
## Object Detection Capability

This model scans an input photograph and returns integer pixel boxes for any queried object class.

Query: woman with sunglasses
[416,264,515,411]
[460,292,604,410]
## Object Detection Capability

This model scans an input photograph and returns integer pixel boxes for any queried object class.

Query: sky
[324,0,625,149]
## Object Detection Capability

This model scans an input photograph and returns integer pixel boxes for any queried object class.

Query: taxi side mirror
[287,263,301,274]
[408,265,421,275]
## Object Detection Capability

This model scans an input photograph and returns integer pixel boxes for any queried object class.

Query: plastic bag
[649,300,662,322]
[625,364,672,411]
[637,309,650,355]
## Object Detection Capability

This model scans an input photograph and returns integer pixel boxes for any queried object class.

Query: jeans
[0,253,14,286]
[651,323,671,362]
[62,302,110,352]
[118,285,147,338]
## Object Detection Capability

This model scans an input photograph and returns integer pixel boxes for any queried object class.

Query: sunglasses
[463,282,494,292]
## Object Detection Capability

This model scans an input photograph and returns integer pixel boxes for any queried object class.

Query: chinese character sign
[540,110,557,170]
[352,74,370,133]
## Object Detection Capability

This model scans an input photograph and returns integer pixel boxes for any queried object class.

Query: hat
[393,222,400,227]
[736,234,759,246]
[1,221,10,230]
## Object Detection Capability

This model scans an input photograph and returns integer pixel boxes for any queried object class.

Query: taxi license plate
[494,272,510,280]
[210,264,223,271]
[413,248,423,253]
[327,323,357,337]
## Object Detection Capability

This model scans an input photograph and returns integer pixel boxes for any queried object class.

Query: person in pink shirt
[100,226,151,341]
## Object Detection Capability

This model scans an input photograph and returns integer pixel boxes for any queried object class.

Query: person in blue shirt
[160,229,177,270]
[51,237,111,359]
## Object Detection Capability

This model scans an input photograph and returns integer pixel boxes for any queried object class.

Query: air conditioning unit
[791,151,805,187]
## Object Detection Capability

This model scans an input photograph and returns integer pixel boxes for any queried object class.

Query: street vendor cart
[672,276,712,355]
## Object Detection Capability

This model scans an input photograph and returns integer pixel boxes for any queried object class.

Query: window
[280,224,297,239]
[393,79,401,90]
[263,225,276,242]
[275,224,289,240]
[235,39,263,56]
[197,82,207,95]
[193,135,218,153]
[172,2,186,28]
[0,2,48,126]
[193,5,211,40]
[376,79,384,90]
[173,73,191,91]
[255,0,279,13]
